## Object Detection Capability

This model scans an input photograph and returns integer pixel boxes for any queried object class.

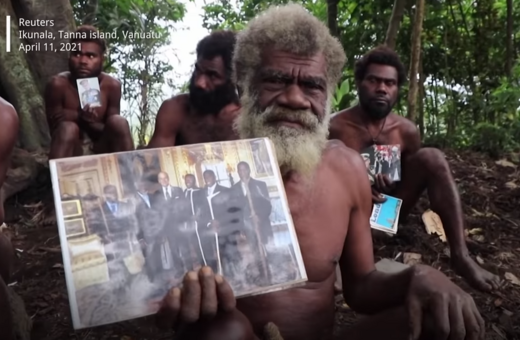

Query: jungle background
[0,0,519,338]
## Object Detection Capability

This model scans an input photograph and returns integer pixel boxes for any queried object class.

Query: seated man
[45,25,134,159]
[155,5,485,340]
[329,45,500,292]
[0,97,31,340]
[147,31,240,148]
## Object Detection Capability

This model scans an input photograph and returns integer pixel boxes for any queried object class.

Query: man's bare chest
[178,114,238,144]
[285,185,348,282]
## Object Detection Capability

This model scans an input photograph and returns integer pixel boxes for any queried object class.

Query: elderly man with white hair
[155,4,485,340]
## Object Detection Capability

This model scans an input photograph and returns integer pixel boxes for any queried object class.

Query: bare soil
[4,150,520,339]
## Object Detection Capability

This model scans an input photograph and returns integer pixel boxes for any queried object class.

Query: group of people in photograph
[92,160,274,288]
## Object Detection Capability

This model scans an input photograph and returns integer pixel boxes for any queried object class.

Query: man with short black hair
[329,45,500,292]
[148,31,240,148]
[45,25,134,159]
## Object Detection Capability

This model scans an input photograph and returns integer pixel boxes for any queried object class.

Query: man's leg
[0,233,14,340]
[48,121,81,159]
[337,307,437,340]
[393,147,500,291]
[93,115,134,154]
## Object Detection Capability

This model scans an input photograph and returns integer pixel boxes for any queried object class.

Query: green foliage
[199,0,520,154]
[468,123,514,158]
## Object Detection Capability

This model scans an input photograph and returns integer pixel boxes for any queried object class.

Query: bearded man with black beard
[147,31,241,148]
[329,46,501,293]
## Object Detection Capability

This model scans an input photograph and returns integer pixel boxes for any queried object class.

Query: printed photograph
[77,77,101,108]
[361,144,401,182]
[50,138,306,329]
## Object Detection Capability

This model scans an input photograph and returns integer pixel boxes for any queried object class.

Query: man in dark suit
[101,185,138,258]
[157,171,184,205]
[232,161,273,246]
[133,173,166,282]
[197,170,241,276]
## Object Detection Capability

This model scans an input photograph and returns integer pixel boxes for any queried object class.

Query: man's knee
[53,121,80,143]
[105,115,131,136]
[411,148,450,176]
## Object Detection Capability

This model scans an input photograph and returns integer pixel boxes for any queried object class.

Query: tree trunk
[12,0,76,93]
[505,0,513,77]
[0,0,75,201]
[418,59,426,138]
[406,0,425,122]
[326,0,339,38]
[384,0,407,49]
[0,2,49,151]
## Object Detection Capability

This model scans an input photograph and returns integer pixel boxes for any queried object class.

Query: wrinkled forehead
[196,56,225,74]
[257,47,328,84]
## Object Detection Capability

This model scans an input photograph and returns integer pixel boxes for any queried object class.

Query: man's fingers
[215,274,236,312]
[199,266,218,318]
[447,299,466,340]
[180,271,202,323]
[430,297,450,340]
[461,303,482,340]
[407,297,423,340]
[156,287,181,330]
[382,174,393,187]
[469,299,486,340]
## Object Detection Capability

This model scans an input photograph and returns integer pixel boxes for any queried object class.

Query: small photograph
[77,77,101,109]
[49,138,306,329]
[369,194,403,234]
[361,144,401,182]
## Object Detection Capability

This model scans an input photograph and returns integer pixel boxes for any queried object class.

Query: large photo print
[49,138,306,329]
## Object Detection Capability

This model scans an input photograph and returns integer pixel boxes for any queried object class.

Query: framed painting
[64,218,87,238]
[61,200,82,218]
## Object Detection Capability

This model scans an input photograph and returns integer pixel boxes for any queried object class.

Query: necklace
[366,117,387,144]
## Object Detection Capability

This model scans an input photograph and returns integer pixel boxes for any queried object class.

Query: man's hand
[79,104,99,124]
[374,173,395,194]
[156,266,236,330]
[407,265,485,340]
[371,187,387,204]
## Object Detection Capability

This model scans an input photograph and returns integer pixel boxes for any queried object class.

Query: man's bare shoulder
[46,72,70,89]
[0,98,19,133]
[330,107,356,123]
[100,73,121,88]
[323,140,366,173]
[160,94,189,112]
[390,113,420,138]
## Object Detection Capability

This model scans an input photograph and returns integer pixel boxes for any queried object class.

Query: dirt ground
[3,150,520,340]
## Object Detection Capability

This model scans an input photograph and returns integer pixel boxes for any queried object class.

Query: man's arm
[106,79,122,117]
[147,95,186,148]
[44,76,77,132]
[0,102,18,195]
[339,147,414,315]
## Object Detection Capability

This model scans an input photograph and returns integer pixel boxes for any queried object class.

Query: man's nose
[195,75,209,91]
[375,82,388,95]
[277,84,311,111]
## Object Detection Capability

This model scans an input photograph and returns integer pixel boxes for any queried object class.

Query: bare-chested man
[155,5,485,340]
[147,31,240,148]
[329,46,501,293]
[45,25,134,159]
[0,97,28,340]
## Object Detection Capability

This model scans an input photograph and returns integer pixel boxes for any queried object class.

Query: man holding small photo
[45,25,134,159]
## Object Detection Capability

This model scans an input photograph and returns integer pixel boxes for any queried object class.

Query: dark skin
[329,63,501,293]
[0,98,19,340]
[156,50,485,340]
[45,41,134,159]
[147,56,240,148]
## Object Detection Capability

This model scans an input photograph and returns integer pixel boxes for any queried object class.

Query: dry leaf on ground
[422,209,446,242]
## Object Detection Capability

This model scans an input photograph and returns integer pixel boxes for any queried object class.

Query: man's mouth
[268,118,305,129]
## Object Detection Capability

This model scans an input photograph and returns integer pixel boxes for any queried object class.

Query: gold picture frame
[64,218,87,238]
[248,140,273,178]
[61,200,82,218]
